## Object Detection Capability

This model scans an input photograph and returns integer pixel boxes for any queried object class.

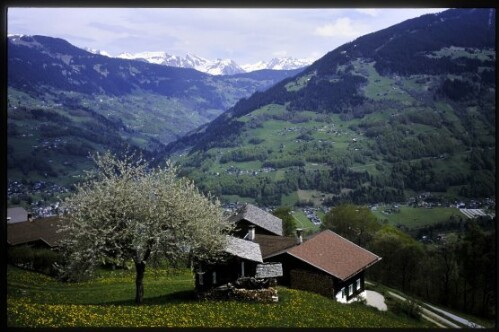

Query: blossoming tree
[55,151,232,304]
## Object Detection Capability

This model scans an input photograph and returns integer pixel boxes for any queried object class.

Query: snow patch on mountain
[83,47,112,57]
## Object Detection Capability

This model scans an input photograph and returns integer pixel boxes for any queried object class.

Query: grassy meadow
[372,205,464,229]
[7,265,435,328]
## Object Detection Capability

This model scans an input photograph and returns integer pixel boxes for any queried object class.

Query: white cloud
[272,50,289,58]
[314,18,369,38]
[355,9,380,17]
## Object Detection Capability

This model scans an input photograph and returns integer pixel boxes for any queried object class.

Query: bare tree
[55,151,232,304]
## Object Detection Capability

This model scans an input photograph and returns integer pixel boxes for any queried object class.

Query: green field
[372,205,464,229]
[291,210,320,233]
[7,265,434,328]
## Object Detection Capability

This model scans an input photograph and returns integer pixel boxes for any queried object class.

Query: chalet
[7,216,65,248]
[260,229,381,303]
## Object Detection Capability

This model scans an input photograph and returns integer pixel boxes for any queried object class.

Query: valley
[7,9,495,222]
[6,8,496,326]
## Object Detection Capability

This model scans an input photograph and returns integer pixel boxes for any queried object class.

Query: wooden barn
[193,235,282,293]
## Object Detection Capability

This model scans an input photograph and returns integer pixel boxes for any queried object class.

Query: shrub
[33,248,63,276]
[8,246,63,277]
[390,296,422,320]
[8,246,35,269]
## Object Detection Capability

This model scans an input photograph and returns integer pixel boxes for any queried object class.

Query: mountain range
[86,48,315,76]
[7,8,496,210]
[7,33,304,199]
[8,34,303,143]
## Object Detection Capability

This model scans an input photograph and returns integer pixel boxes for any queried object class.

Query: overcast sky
[8,7,447,65]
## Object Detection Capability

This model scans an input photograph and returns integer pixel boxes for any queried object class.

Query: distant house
[7,216,65,248]
[260,230,381,303]
[7,207,32,224]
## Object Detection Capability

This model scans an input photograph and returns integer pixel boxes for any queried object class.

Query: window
[356,279,361,290]
[348,284,353,295]
[212,272,217,284]
[198,273,204,286]
[241,261,245,277]
[341,287,346,298]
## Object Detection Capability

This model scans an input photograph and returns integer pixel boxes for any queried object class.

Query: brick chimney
[296,228,303,245]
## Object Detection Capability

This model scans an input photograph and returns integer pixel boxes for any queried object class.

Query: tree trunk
[135,261,146,305]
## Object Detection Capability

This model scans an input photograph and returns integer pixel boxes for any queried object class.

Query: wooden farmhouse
[257,229,381,303]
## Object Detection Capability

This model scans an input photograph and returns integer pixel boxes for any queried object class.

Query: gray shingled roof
[228,204,283,236]
[225,236,263,263]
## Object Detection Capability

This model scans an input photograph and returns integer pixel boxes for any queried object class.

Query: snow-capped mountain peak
[85,46,313,75]
[241,57,314,72]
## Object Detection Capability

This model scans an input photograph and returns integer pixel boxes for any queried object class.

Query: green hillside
[167,9,495,207]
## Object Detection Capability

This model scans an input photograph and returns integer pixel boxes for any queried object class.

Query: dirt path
[387,291,485,329]
[365,282,484,329]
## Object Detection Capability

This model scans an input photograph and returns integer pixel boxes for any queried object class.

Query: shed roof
[255,262,283,278]
[7,207,29,224]
[225,236,263,263]
[286,230,381,281]
[228,204,283,236]
[7,216,65,247]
